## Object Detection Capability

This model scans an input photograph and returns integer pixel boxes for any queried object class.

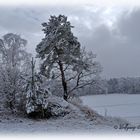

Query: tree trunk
[58,60,68,101]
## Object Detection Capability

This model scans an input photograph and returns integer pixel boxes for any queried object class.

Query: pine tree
[36,15,102,100]
[36,15,81,100]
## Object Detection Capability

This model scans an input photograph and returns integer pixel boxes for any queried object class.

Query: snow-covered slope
[0,95,139,134]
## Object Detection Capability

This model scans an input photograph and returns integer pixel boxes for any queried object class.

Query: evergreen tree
[26,58,50,118]
[36,15,102,100]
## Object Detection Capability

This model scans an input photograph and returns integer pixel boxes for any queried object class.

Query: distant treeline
[107,77,140,94]
[78,77,140,96]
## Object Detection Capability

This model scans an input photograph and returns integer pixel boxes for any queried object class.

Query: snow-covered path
[81,94,140,125]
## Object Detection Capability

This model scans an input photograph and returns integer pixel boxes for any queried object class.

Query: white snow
[0,107,113,134]
[0,94,140,134]
[0,111,137,135]
[81,94,140,125]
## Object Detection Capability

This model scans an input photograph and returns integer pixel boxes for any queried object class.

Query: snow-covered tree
[25,58,51,118]
[106,77,140,94]
[0,33,31,111]
[36,15,102,100]
[66,48,102,97]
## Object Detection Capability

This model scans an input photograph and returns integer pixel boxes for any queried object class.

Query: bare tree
[66,48,102,97]
[0,33,31,111]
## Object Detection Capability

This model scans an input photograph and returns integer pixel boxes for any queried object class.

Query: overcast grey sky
[0,5,140,78]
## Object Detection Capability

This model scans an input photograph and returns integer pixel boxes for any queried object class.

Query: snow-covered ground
[0,110,137,135]
[81,94,140,125]
[0,108,117,134]
[0,94,140,134]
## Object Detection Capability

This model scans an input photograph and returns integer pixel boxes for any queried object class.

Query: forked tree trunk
[58,60,68,101]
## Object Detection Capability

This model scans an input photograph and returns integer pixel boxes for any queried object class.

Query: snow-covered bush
[26,92,71,119]
[26,88,51,114]
[25,58,70,119]
[43,95,71,118]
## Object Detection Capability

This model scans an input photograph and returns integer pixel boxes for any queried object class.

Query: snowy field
[0,94,140,134]
[81,94,140,125]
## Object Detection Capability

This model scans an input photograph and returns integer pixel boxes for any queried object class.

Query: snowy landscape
[0,94,140,134]
[81,94,140,125]
[0,1,140,136]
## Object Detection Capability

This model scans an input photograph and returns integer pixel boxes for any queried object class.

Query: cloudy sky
[0,3,140,78]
